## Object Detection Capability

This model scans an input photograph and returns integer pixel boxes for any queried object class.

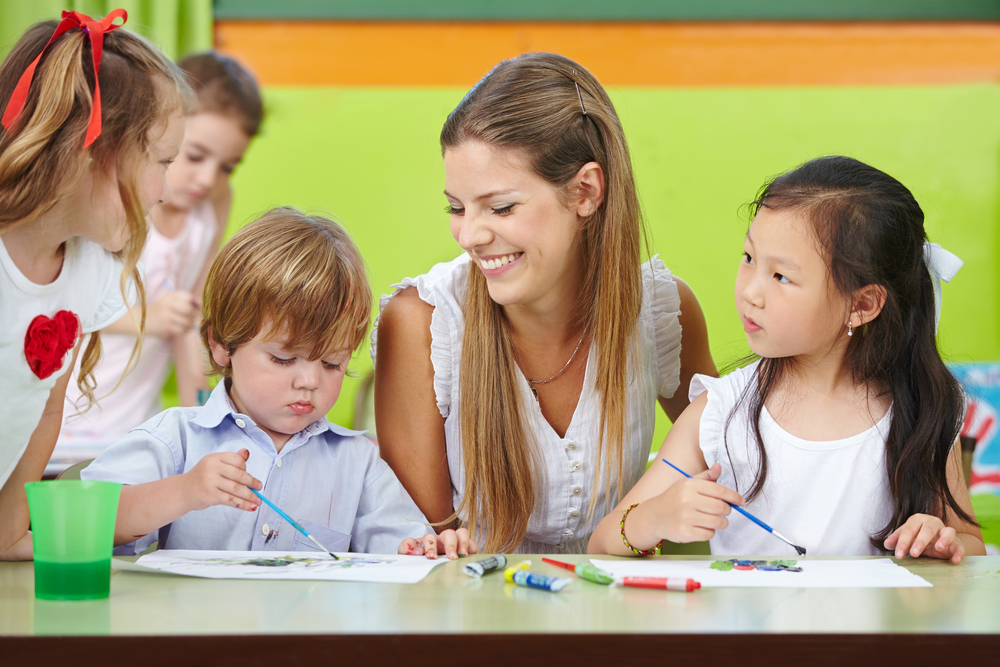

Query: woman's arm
[588,393,744,555]
[884,440,986,563]
[374,288,454,530]
[0,342,81,560]
[658,278,717,422]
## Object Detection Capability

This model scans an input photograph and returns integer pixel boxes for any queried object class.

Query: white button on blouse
[235,418,246,428]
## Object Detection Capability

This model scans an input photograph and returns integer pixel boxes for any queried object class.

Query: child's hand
[147,290,198,338]
[884,514,966,563]
[398,528,479,560]
[645,463,745,544]
[182,448,262,513]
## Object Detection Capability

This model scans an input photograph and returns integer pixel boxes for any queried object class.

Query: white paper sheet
[124,550,448,584]
[590,558,932,588]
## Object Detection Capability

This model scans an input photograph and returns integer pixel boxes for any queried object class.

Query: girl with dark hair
[589,156,985,562]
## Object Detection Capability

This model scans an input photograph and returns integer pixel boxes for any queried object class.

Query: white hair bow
[923,242,962,334]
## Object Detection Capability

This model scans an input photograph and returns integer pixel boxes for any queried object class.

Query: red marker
[619,577,701,592]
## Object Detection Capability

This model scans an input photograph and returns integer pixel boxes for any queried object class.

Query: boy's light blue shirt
[82,382,430,555]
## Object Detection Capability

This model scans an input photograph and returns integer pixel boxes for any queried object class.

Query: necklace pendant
[530,385,539,401]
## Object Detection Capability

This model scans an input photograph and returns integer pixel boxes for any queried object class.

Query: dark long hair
[727,155,975,549]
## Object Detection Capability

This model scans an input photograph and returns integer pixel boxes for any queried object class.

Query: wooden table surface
[2,554,999,666]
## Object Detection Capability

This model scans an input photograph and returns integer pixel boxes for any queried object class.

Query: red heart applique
[24,310,80,380]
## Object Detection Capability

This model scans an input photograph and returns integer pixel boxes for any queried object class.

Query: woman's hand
[398,528,479,560]
[884,514,966,564]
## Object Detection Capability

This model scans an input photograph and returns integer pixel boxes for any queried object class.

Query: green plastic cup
[25,480,121,600]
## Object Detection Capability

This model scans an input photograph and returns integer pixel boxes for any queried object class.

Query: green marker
[542,557,615,584]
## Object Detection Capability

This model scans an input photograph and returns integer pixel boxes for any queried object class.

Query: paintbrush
[249,488,340,560]
[661,459,807,556]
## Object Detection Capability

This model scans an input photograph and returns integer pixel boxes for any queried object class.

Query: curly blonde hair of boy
[0,20,191,407]
[200,208,372,377]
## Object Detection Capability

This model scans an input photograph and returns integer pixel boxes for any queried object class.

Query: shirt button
[569,509,580,519]
[564,530,574,538]
[261,523,270,536]
[566,442,578,451]
[275,459,282,468]
[235,418,246,428]
[571,485,582,496]
[570,460,582,472]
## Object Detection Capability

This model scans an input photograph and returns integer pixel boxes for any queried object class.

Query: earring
[848,321,853,337]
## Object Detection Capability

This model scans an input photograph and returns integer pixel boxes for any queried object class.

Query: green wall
[226,83,1000,452]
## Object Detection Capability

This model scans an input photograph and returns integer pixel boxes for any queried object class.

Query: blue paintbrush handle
[660,458,776,534]
[250,488,308,537]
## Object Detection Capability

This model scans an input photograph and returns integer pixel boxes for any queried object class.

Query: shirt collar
[189,381,368,440]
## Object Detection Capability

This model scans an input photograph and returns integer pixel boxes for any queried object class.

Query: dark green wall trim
[214,0,1000,22]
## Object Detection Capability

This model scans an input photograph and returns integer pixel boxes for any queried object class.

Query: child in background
[84,209,477,558]
[588,156,985,562]
[0,11,188,559]
[61,52,264,450]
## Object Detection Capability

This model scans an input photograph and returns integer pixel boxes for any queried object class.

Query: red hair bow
[1,9,128,148]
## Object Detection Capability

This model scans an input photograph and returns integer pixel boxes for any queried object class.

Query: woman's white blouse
[372,253,684,553]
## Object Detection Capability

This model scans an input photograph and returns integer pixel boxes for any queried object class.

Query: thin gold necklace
[525,329,587,399]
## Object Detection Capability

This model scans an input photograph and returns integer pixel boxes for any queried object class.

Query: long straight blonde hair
[0,20,190,405]
[440,53,647,552]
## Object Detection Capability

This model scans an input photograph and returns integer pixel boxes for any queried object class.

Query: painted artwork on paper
[127,550,448,584]
[710,559,802,572]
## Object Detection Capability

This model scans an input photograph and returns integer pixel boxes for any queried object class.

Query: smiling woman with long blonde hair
[373,53,716,554]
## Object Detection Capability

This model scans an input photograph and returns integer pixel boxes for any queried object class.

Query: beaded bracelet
[620,502,661,556]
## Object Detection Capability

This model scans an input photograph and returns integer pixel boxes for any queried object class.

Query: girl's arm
[374,288,454,531]
[659,278,717,422]
[0,342,81,560]
[174,184,231,407]
[587,393,744,555]
[884,440,986,563]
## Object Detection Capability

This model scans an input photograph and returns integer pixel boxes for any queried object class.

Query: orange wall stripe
[215,21,1000,87]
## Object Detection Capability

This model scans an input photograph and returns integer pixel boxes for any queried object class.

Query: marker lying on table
[618,577,701,592]
[542,558,615,584]
[249,488,339,560]
[661,459,807,556]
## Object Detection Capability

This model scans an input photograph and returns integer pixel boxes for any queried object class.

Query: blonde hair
[0,19,190,406]
[200,208,372,375]
[440,53,646,552]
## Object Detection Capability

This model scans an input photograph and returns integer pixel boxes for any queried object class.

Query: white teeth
[480,253,520,271]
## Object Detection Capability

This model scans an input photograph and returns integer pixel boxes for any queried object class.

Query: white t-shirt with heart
[0,235,132,489]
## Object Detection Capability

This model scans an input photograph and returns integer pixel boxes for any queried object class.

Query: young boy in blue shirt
[84,208,476,559]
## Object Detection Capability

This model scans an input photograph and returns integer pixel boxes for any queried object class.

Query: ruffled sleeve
[689,362,757,469]
[371,255,471,420]
[77,242,139,334]
[688,373,728,468]
[642,255,683,399]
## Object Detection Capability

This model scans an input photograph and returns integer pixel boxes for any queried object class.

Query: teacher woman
[373,53,716,554]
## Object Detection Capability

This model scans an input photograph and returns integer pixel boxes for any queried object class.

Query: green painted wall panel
[225,84,1000,448]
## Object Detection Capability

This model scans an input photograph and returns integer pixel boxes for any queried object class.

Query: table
[2,554,998,666]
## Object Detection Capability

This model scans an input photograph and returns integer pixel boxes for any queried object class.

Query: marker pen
[542,558,615,585]
[618,577,701,592]
[463,555,508,578]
